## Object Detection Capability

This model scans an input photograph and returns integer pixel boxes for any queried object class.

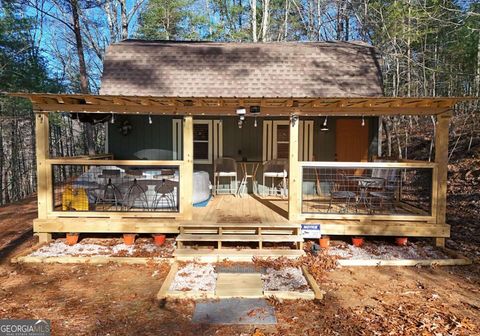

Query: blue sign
[301,224,321,238]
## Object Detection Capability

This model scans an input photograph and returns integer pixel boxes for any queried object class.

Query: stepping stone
[216,273,263,298]
[192,298,276,325]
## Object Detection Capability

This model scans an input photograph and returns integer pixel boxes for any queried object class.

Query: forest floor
[0,154,480,335]
[0,194,479,335]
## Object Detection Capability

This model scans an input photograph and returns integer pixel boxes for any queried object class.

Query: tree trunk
[70,0,95,155]
[119,0,128,40]
[251,0,257,42]
[261,0,269,41]
[476,31,480,96]
[377,116,383,157]
[406,0,411,97]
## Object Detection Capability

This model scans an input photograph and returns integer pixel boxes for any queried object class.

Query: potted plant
[352,237,364,247]
[319,236,330,249]
[395,237,408,246]
[152,234,166,246]
[123,233,137,245]
[66,233,79,246]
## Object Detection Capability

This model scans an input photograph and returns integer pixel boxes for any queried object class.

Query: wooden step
[174,249,305,262]
[182,229,219,234]
[182,229,296,235]
[179,222,300,228]
[176,234,303,242]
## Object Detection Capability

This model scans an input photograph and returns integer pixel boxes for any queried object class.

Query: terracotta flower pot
[352,237,364,247]
[66,233,79,246]
[123,233,136,245]
[395,237,408,246]
[319,236,330,249]
[152,234,166,246]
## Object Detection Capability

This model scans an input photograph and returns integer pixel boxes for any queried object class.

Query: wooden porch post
[35,112,52,243]
[434,112,451,247]
[288,115,301,221]
[180,116,193,220]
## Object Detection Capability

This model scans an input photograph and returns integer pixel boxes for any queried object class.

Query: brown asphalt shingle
[100,40,383,97]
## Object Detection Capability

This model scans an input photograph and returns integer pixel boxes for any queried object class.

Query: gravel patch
[29,238,175,258]
[261,267,311,292]
[328,241,450,260]
[169,264,217,292]
[31,241,110,257]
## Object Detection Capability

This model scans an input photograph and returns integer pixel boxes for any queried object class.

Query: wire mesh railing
[301,164,433,216]
[52,164,180,212]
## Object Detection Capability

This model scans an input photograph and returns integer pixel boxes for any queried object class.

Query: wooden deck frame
[31,104,454,247]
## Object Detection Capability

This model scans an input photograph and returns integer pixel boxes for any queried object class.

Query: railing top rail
[47,159,184,166]
[300,161,436,168]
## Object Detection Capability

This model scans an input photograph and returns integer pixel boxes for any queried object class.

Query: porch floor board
[193,194,289,224]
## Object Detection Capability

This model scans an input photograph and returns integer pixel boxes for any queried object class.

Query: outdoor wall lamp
[361,115,365,127]
[110,112,115,124]
[321,116,329,131]
[290,114,298,127]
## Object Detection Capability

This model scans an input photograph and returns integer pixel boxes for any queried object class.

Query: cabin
[13,40,458,259]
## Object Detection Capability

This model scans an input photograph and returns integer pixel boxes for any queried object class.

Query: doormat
[192,298,276,325]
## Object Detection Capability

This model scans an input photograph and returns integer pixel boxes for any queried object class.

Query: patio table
[237,160,262,196]
[346,176,385,212]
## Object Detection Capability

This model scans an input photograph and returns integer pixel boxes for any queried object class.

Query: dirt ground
[0,197,479,335]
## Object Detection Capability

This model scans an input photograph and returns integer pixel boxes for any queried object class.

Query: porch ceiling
[8,92,475,116]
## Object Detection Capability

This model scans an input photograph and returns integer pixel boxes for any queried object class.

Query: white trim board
[263,120,314,161]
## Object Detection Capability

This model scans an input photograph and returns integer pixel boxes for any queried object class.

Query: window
[275,124,290,159]
[193,120,212,164]
[263,120,314,161]
[273,121,290,159]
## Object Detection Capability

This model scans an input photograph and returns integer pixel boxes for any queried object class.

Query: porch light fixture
[321,116,329,131]
[110,112,115,124]
[250,106,261,114]
[290,114,298,127]
[361,115,365,127]
[148,113,153,125]
[236,107,246,115]
[254,116,258,127]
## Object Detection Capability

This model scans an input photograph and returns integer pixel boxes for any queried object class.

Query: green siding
[108,116,173,160]
[107,115,378,162]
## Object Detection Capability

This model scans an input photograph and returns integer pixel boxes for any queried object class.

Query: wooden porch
[18,93,459,249]
[34,192,450,238]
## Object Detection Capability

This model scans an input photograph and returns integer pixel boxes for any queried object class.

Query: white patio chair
[213,157,238,195]
[262,159,288,197]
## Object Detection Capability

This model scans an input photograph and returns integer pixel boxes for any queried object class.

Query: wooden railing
[298,161,437,223]
[44,159,190,219]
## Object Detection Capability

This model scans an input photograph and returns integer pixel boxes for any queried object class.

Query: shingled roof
[100,40,383,98]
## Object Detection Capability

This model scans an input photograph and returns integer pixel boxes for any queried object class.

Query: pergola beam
[7,92,474,116]
[29,102,454,116]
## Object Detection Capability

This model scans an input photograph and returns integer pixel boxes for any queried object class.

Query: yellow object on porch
[62,185,89,211]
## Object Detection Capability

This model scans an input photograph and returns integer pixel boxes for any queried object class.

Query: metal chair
[122,179,149,210]
[327,172,356,213]
[262,159,288,197]
[213,157,238,195]
[152,180,178,211]
[369,168,400,213]
[97,169,123,210]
